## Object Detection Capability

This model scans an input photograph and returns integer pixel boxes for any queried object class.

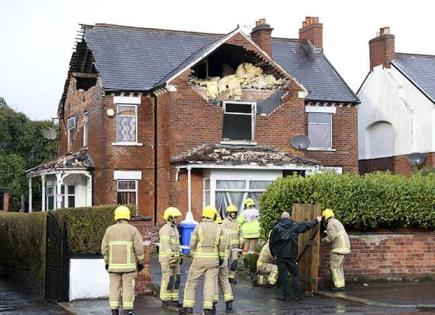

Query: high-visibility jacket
[222,216,241,249]
[190,219,226,266]
[257,241,273,268]
[101,220,144,273]
[158,222,181,262]
[237,207,260,239]
[323,218,350,254]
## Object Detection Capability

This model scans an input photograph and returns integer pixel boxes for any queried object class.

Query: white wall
[63,174,88,207]
[70,258,109,300]
[358,65,435,160]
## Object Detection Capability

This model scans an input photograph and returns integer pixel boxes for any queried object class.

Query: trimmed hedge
[54,205,136,255]
[259,172,435,238]
[0,211,46,286]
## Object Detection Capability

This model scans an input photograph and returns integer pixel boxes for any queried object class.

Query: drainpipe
[182,166,197,224]
[153,94,158,226]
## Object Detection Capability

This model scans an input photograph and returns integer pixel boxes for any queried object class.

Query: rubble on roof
[190,63,283,100]
[171,143,320,167]
[26,150,94,175]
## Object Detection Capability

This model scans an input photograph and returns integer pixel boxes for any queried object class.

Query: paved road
[0,270,67,314]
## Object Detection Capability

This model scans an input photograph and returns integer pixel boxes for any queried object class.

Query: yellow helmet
[226,204,238,213]
[244,198,255,207]
[202,205,217,220]
[114,206,131,222]
[214,213,222,224]
[163,207,182,221]
[322,209,335,220]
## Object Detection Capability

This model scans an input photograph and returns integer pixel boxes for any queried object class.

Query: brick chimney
[299,16,323,49]
[250,18,274,56]
[369,27,395,70]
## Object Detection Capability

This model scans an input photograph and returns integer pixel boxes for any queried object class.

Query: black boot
[212,302,217,311]
[250,272,258,287]
[179,307,193,315]
[229,278,237,284]
[124,310,133,315]
[111,310,119,315]
[226,300,233,312]
[204,309,216,315]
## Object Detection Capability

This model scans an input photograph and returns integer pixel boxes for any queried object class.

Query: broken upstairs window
[222,102,256,142]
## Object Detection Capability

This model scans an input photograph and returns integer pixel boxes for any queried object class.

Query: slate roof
[26,151,94,175]
[392,53,435,103]
[170,143,320,167]
[83,24,358,103]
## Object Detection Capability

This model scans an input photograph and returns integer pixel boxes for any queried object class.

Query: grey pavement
[0,269,68,314]
[63,254,435,314]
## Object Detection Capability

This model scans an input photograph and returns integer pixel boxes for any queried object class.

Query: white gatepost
[85,173,92,206]
[28,177,32,213]
[41,174,46,212]
[56,173,63,209]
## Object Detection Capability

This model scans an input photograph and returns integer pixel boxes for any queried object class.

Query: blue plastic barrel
[180,223,196,255]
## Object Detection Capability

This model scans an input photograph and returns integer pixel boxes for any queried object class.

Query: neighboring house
[27,17,359,221]
[358,27,435,174]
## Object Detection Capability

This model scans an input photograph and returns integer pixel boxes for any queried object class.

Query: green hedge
[0,211,46,286]
[259,172,435,238]
[54,205,136,255]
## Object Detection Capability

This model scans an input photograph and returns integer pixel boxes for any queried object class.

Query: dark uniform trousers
[276,257,301,299]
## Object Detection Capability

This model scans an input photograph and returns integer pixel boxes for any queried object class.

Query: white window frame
[47,186,55,210]
[65,185,76,208]
[116,180,138,208]
[203,178,211,206]
[305,106,336,151]
[115,104,138,144]
[67,117,76,152]
[221,101,256,144]
[83,112,88,148]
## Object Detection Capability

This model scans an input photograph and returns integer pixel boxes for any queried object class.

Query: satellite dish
[42,128,57,140]
[290,135,310,150]
[407,152,426,166]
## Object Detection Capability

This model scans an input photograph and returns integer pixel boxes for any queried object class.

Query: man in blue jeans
[269,212,321,301]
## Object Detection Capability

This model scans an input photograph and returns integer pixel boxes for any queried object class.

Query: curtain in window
[117,192,136,205]
[216,191,245,218]
[117,117,136,142]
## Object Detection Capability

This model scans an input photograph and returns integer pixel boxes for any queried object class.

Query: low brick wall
[319,232,435,281]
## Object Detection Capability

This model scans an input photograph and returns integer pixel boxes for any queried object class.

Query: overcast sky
[1,0,434,120]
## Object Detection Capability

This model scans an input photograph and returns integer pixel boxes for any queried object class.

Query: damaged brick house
[27,17,359,221]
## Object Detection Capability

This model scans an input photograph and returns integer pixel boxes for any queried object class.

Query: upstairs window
[83,112,88,148]
[116,104,137,143]
[117,180,137,206]
[308,112,332,149]
[222,102,256,142]
[67,117,76,152]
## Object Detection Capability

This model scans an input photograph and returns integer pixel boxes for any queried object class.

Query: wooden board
[291,204,321,293]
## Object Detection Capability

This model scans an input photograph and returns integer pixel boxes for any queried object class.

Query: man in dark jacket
[269,212,321,301]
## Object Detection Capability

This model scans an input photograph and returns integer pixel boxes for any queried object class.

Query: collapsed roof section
[26,151,95,176]
[170,143,320,167]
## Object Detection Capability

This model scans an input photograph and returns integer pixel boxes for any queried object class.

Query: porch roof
[26,151,94,176]
[170,143,321,168]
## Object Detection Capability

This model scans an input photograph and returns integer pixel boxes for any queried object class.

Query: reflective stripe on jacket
[324,218,350,254]
[158,222,181,262]
[237,208,260,239]
[221,217,241,248]
[190,219,226,266]
[101,220,144,273]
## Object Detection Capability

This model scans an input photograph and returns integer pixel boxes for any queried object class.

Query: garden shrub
[0,211,46,286]
[259,172,435,238]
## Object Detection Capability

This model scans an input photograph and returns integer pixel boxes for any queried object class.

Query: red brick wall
[306,107,359,172]
[299,17,323,49]
[131,219,154,294]
[359,152,435,175]
[319,232,435,281]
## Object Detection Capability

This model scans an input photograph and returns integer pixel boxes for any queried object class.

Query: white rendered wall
[70,258,109,300]
[63,174,88,207]
[358,65,434,160]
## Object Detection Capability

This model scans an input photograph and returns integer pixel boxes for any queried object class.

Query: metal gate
[45,211,69,302]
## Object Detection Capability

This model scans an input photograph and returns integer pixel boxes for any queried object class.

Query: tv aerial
[42,127,57,140]
[290,135,310,150]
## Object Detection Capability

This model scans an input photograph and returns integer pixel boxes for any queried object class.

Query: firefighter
[101,206,145,315]
[221,204,241,284]
[321,209,350,291]
[256,241,278,287]
[159,207,183,307]
[213,213,234,313]
[180,205,226,315]
[237,198,260,284]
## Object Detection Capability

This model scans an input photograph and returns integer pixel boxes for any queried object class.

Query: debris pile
[190,63,283,99]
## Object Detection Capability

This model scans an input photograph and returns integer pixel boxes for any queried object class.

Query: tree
[0,97,58,210]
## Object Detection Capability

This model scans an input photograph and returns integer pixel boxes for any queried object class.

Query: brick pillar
[3,192,9,211]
